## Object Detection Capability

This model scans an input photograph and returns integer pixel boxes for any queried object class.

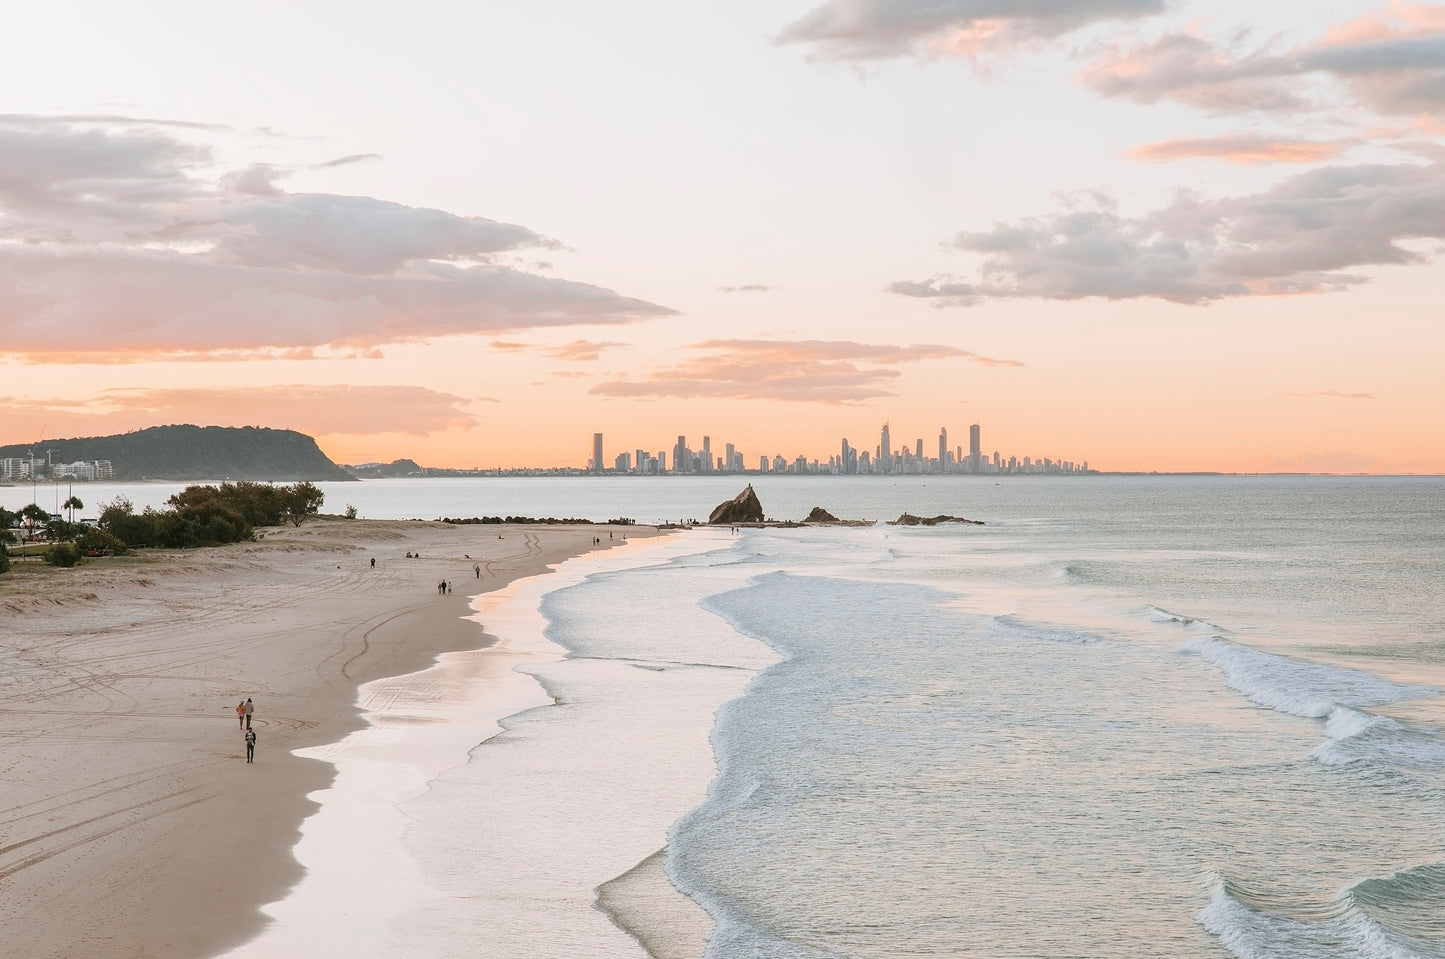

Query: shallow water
[213,476,1445,958]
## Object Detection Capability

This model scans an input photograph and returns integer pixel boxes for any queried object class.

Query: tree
[0,507,13,574]
[63,495,83,523]
[283,482,325,527]
[20,504,50,541]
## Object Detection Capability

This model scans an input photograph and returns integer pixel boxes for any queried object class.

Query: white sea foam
[1179,636,1438,719]
[1199,869,1445,959]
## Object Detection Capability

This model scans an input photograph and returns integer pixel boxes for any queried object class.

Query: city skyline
[587,421,1087,476]
[1,2,1443,474]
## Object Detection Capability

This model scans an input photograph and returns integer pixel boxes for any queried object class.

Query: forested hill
[0,425,354,482]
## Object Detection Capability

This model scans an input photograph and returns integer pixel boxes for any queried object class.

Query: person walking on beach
[474,563,480,578]
[236,700,246,729]
[243,697,254,729]
[245,727,256,763]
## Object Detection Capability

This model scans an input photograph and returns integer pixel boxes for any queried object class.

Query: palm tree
[20,503,50,541]
[63,495,84,524]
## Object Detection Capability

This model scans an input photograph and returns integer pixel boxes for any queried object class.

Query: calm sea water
[131,475,1445,958]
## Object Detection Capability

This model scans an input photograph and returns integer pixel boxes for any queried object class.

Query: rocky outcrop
[804,506,840,523]
[888,513,985,526]
[709,485,764,524]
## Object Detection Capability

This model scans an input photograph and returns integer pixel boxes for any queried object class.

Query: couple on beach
[235,698,258,762]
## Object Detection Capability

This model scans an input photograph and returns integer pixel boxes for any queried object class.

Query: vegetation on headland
[0,482,324,574]
[0,424,353,482]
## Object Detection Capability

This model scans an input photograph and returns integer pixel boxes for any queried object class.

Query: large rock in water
[889,513,985,526]
[804,506,840,523]
[709,484,764,524]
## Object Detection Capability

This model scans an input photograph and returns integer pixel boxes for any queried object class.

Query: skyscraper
[969,424,981,473]
[880,422,892,474]
[592,433,604,474]
[938,427,947,473]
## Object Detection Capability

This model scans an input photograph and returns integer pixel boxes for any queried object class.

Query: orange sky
[2,1,1443,473]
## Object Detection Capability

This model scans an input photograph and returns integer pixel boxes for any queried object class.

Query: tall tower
[880,422,892,474]
[969,424,981,474]
[592,433,604,474]
[938,427,948,473]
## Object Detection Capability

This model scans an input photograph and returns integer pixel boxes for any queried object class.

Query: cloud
[0,116,674,360]
[0,385,478,439]
[314,153,382,169]
[542,340,627,361]
[718,284,775,293]
[1127,135,1352,165]
[0,250,672,356]
[1284,389,1377,400]
[892,161,1445,304]
[1083,4,1445,120]
[591,339,1001,404]
[777,0,1165,60]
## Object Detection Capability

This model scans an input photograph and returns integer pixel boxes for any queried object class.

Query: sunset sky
[3,0,1443,472]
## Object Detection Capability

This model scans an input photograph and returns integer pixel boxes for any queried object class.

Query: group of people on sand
[235,698,257,763]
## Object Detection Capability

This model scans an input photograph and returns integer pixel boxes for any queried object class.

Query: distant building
[969,424,982,474]
[592,433,604,474]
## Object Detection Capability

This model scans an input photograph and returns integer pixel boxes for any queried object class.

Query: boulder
[804,506,840,523]
[709,485,764,525]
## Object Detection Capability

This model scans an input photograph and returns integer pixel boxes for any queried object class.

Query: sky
[2,0,1443,473]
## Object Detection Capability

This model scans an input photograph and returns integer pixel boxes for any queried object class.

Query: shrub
[46,542,82,567]
[0,549,9,574]
[76,527,127,555]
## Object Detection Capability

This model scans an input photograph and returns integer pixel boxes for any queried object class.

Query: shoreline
[216,530,726,959]
[1,517,657,959]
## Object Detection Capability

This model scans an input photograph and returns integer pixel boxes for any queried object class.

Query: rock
[804,506,840,523]
[888,513,985,526]
[709,485,764,525]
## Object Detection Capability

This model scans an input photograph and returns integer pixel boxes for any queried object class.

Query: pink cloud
[591,339,1010,403]
[1127,135,1351,165]
[1083,7,1445,121]
[0,384,479,439]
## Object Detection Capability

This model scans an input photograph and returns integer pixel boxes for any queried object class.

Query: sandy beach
[0,517,652,959]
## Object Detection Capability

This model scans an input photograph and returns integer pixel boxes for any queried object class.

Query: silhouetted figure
[245,728,256,763]
[370,557,376,568]
[243,698,253,729]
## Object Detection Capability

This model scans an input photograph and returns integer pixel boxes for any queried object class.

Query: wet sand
[0,517,650,959]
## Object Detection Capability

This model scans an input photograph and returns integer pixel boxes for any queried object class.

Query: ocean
[21,475,1445,958]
